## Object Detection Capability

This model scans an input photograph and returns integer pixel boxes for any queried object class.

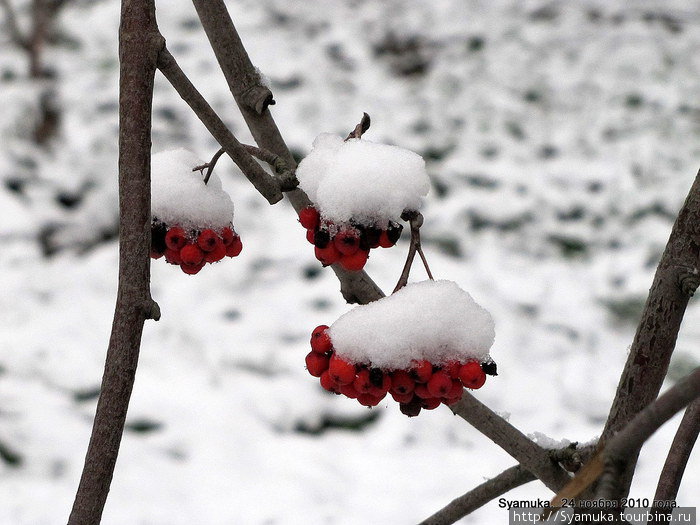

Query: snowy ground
[1,0,699,523]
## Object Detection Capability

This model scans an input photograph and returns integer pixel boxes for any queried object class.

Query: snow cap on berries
[296,133,430,226]
[151,148,234,230]
[328,280,495,370]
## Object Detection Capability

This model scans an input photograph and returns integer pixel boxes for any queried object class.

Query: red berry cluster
[305,325,496,417]
[298,206,403,271]
[150,220,242,274]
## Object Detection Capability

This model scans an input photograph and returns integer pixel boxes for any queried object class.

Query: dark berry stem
[393,211,432,293]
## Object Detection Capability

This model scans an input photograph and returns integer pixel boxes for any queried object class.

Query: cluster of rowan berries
[150,220,242,274]
[298,206,403,271]
[305,325,495,417]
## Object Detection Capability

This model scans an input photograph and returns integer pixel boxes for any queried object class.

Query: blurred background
[1,0,699,523]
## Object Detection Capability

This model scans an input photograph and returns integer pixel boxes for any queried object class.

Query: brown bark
[68,1,162,523]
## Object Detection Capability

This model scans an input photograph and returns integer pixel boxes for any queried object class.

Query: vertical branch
[594,170,700,498]
[68,1,162,523]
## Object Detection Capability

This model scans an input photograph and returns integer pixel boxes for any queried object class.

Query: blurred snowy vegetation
[1,1,699,523]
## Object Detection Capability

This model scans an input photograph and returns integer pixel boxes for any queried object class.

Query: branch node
[144,299,161,321]
[241,84,275,114]
[677,267,700,297]
[345,112,371,141]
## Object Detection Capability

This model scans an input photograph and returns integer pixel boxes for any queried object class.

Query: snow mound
[328,280,495,369]
[151,148,234,230]
[296,133,430,226]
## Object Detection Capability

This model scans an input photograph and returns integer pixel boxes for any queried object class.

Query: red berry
[150,249,163,259]
[427,370,453,398]
[334,230,360,256]
[378,230,394,248]
[180,244,204,266]
[459,361,487,389]
[357,393,384,407]
[164,248,182,265]
[305,351,330,377]
[226,235,243,257]
[353,368,372,393]
[165,226,188,250]
[204,239,227,263]
[220,227,235,246]
[443,360,462,378]
[390,370,415,395]
[180,261,205,275]
[338,249,369,271]
[447,379,464,400]
[410,360,433,383]
[299,207,320,230]
[328,354,356,385]
[310,325,333,354]
[339,382,360,399]
[391,390,415,404]
[306,229,316,244]
[314,243,341,266]
[368,373,391,397]
[421,397,441,410]
[414,384,432,399]
[400,398,422,417]
[197,229,219,252]
[319,370,340,393]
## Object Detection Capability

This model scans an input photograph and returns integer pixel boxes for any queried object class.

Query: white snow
[328,280,495,369]
[296,133,430,226]
[151,148,234,230]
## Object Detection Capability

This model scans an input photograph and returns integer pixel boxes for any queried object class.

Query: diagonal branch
[156,47,283,205]
[0,0,29,49]
[595,368,700,501]
[653,397,700,502]
[595,169,700,497]
[418,465,536,525]
[449,393,572,492]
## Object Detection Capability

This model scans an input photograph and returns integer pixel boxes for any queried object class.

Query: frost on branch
[150,148,242,274]
[296,134,430,271]
[296,133,430,226]
[305,280,497,416]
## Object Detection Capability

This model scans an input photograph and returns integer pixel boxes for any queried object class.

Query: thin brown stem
[393,212,428,293]
[192,147,225,185]
[0,0,28,49]
[418,465,536,525]
[653,397,700,502]
[156,47,283,205]
[68,1,162,522]
[242,143,298,192]
[449,393,572,492]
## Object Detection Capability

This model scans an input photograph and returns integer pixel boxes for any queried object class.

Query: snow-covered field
[1,0,699,523]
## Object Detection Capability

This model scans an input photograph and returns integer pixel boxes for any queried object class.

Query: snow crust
[329,280,495,369]
[151,148,234,230]
[296,133,429,226]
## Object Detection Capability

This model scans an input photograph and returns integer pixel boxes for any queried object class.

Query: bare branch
[242,143,298,192]
[449,393,572,492]
[68,1,163,522]
[595,368,700,501]
[156,47,283,205]
[419,465,536,525]
[394,212,426,293]
[653,397,700,502]
[596,169,700,497]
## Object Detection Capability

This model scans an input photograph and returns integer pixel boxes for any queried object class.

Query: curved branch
[418,465,536,525]
[68,1,162,522]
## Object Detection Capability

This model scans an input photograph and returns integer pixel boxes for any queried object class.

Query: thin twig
[156,47,283,205]
[242,143,298,192]
[653,397,700,502]
[393,212,430,293]
[418,465,536,525]
[449,393,572,492]
[593,169,700,498]
[191,147,225,185]
[595,368,700,502]
[345,112,371,141]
